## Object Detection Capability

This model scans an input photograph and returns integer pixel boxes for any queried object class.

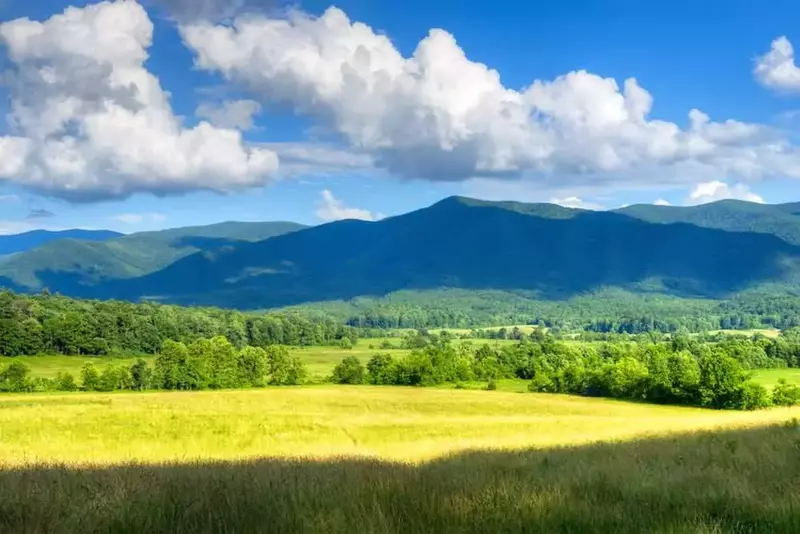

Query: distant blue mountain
[0,229,123,256]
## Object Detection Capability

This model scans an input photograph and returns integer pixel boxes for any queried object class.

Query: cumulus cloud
[195,99,262,130]
[653,198,671,206]
[0,1,278,201]
[179,6,800,188]
[26,208,54,219]
[754,36,800,93]
[113,212,167,224]
[548,196,604,210]
[686,181,764,205]
[316,190,378,222]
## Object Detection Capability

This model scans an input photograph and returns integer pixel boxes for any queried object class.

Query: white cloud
[0,1,278,201]
[686,181,764,205]
[548,196,604,210]
[179,7,800,189]
[195,99,262,130]
[113,212,167,224]
[262,142,376,176]
[0,195,18,202]
[654,198,671,206]
[315,190,378,221]
[754,36,800,93]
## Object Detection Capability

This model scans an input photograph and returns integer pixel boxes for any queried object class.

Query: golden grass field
[1,386,800,532]
[1,385,799,466]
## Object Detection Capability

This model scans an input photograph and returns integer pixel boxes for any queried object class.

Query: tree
[54,371,78,392]
[366,354,397,385]
[698,351,749,409]
[130,359,152,391]
[237,346,267,387]
[0,361,33,392]
[80,362,101,392]
[332,356,365,384]
[266,346,307,385]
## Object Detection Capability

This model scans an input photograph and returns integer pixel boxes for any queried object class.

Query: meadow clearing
[0,386,799,532]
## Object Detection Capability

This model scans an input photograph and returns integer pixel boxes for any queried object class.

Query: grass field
[0,386,799,532]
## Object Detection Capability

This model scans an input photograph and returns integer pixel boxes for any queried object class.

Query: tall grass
[1,423,799,533]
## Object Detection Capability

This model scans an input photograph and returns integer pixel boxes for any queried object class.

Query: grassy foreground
[0,387,799,532]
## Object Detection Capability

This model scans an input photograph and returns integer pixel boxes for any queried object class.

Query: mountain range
[3,197,800,309]
[0,229,122,257]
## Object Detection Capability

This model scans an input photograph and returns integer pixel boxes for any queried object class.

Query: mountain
[82,196,800,309]
[0,221,306,291]
[0,229,122,256]
[617,200,800,245]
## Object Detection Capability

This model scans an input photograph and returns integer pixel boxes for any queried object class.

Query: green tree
[237,346,268,387]
[772,379,800,406]
[80,362,101,391]
[130,359,152,391]
[54,371,78,392]
[0,361,33,392]
[366,354,397,385]
[332,356,365,384]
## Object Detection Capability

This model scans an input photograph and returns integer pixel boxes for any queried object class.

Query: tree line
[329,333,800,410]
[0,336,308,393]
[0,290,359,357]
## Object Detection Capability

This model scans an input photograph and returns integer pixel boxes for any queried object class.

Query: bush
[736,382,772,410]
[366,354,397,385]
[0,361,33,392]
[54,372,78,392]
[486,378,497,391]
[772,379,800,406]
[332,356,365,384]
[339,338,353,350]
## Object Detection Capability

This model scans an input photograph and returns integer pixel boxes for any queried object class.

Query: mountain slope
[92,196,800,308]
[0,221,306,290]
[0,229,122,256]
[617,200,800,245]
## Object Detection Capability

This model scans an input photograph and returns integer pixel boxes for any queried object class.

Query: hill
[0,221,306,291]
[88,196,800,308]
[0,229,122,256]
[617,200,800,245]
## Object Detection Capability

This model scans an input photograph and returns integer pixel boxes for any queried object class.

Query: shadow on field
[2,423,800,533]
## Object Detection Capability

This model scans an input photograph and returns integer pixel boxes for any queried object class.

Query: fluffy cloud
[180,7,800,188]
[653,198,671,206]
[686,181,764,205]
[113,212,167,224]
[0,1,278,201]
[316,190,378,222]
[754,36,800,93]
[195,99,262,130]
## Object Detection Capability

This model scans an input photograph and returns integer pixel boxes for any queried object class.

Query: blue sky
[1,0,800,233]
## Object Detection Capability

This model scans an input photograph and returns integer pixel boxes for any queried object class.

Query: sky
[1,0,800,234]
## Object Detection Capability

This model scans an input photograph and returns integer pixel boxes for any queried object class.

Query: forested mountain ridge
[0,229,122,257]
[6,197,800,311]
[85,196,800,308]
[0,221,306,290]
[617,200,800,245]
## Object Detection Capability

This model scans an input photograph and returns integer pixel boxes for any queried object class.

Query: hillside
[0,221,306,290]
[86,196,800,308]
[0,229,122,256]
[617,200,800,245]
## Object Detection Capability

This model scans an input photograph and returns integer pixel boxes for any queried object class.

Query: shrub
[332,356,365,384]
[736,382,772,410]
[0,361,33,392]
[54,372,78,392]
[486,378,497,391]
[772,379,800,407]
[366,354,397,385]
